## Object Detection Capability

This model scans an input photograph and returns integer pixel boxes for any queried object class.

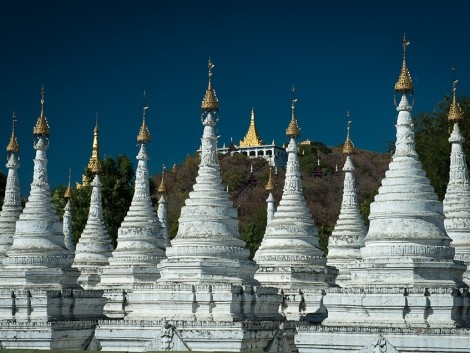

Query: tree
[299,141,332,175]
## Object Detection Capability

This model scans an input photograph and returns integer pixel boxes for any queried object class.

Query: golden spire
[265,166,275,192]
[201,58,219,112]
[88,114,102,175]
[342,112,355,155]
[286,85,301,138]
[6,112,19,153]
[137,91,152,144]
[33,86,50,138]
[394,35,414,95]
[240,108,264,147]
[64,168,73,199]
[157,164,167,193]
[448,67,464,124]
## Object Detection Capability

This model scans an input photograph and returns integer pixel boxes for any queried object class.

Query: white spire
[0,141,22,258]
[266,192,276,224]
[72,174,113,289]
[443,122,470,283]
[158,194,171,248]
[63,199,75,251]
[6,137,69,259]
[7,136,70,258]
[108,143,166,262]
[327,155,366,286]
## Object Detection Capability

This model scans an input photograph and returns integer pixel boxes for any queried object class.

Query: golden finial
[33,86,50,137]
[201,58,219,112]
[448,66,464,124]
[6,112,20,153]
[342,112,355,155]
[286,85,301,138]
[137,91,152,143]
[240,107,264,147]
[394,34,414,95]
[89,114,102,175]
[158,164,167,193]
[64,168,73,199]
[265,166,275,192]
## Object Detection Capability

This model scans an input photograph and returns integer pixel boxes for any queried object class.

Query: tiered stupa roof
[0,114,23,259]
[349,37,465,288]
[3,88,79,289]
[240,108,264,147]
[326,118,366,286]
[101,100,166,293]
[253,91,336,290]
[72,123,113,290]
[443,77,470,284]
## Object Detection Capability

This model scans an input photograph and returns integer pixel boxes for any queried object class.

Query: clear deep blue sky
[1,0,470,196]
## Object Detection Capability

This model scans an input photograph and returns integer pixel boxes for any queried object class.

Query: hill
[151,143,390,257]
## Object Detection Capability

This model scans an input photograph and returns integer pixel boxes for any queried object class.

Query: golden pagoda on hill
[218,107,288,169]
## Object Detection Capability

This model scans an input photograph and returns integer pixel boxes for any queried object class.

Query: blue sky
[1,0,470,196]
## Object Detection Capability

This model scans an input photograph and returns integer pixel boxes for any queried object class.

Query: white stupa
[154,66,259,290]
[3,88,78,289]
[253,91,337,321]
[265,166,276,224]
[323,37,466,327]
[326,118,366,286]
[0,114,23,260]
[157,166,171,248]
[63,171,75,251]
[72,121,113,289]
[443,77,470,284]
[101,102,166,317]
